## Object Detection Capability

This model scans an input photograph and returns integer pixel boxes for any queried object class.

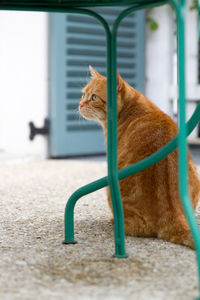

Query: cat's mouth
[79,104,86,114]
[79,103,85,109]
[79,105,92,120]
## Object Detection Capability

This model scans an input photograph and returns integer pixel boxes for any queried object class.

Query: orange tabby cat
[79,66,200,248]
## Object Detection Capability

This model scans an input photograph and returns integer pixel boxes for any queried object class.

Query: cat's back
[118,105,200,210]
[121,109,178,158]
[119,105,200,196]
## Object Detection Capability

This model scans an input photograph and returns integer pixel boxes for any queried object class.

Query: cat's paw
[110,217,114,224]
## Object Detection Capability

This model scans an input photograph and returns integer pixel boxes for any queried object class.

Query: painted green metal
[106,21,128,258]
[63,2,168,258]
[64,0,200,263]
[107,1,167,258]
[0,0,168,10]
[50,1,166,258]
[170,0,200,298]
[0,0,168,12]
[63,3,200,296]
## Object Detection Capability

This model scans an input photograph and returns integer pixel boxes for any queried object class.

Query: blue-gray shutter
[49,8,145,157]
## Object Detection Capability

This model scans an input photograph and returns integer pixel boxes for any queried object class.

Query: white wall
[0,11,48,157]
[146,2,199,142]
[185,0,199,141]
[145,5,174,115]
[186,0,199,94]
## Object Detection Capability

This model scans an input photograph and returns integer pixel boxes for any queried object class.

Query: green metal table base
[61,1,200,296]
[1,0,200,298]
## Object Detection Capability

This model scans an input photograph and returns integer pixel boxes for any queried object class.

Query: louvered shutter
[49,8,145,157]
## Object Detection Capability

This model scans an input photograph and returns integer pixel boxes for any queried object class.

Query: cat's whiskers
[75,108,84,123]
[68,107,84,126]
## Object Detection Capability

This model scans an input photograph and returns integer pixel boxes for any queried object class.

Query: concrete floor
[0,155,200,300]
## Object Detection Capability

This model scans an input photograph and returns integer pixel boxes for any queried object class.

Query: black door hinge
[29,118,50,141]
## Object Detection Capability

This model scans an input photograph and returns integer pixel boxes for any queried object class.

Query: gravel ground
[0,156,200,300]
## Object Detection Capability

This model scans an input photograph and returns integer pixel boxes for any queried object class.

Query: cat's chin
[82,115,93,121]
[79,108,105,124]
[79,109,93,121]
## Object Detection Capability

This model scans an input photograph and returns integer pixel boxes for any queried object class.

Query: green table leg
[63,5,200,270]
[106,29,128,258]
[170,0,200,298]
[63,2,168,258]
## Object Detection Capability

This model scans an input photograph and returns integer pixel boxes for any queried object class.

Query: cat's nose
[79,103,85,109]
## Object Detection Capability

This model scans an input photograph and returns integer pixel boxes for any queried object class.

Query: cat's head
[79,66,124,124]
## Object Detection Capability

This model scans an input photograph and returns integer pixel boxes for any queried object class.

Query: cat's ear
[89,65,101,78]
[117,72,124,91]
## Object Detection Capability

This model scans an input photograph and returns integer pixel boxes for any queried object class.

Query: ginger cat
[79,66,200,248]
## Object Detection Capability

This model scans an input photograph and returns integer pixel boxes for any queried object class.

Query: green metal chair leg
[48,7,128,257]
[64,5,200,267]
[63,3,174,258]
[106,30,128,257]
[100,1,170,259]
[170,0,200,298]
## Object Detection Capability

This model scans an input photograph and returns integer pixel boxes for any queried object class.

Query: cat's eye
[91,94,98,101]
[82,93,85,98]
